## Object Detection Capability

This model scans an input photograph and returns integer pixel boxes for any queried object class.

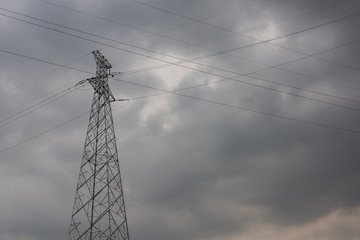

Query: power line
[37,0,271,47]
[1,76,359,156]
[37,0,359,76]
[1,8,359,120]
[129,0,360,74]
[0,49,93,74]
[0,53,90,124]
[22,1,360,91]
[3,2,360,99]
[119,52,360,104]
[0,110,90,155]
[3,5,360,91]
[0,99,129,155]
[96,75,360,134]
[0,12,194,68]
[1,75,359,156]
[0,52,90,95]
[0,87,76,129]
[125,76,359,106]
[3,47,360,119]
[114,34,360,93]
[0,48,94,126]
[2,2,358,124]
[1,48,359,139]
[35,0,321,86]
[1,2,359,155]
[113,76,360,134]
[240,0,354,34]
[2,6,360,99]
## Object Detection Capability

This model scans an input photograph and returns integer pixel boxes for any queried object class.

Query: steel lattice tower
[68,50,130,240]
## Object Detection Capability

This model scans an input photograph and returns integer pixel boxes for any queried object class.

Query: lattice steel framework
[68,50,130,240]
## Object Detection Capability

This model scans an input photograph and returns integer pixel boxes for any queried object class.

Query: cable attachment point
[75,79,88,87]
[114,98,129,102]
[109,72,122,78]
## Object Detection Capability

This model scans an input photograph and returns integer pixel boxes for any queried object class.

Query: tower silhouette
[68,50,130,240]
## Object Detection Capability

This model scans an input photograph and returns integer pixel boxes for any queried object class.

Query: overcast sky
[1,0,360,239]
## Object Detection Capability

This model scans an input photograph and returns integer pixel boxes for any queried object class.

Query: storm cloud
[1,0,360,239]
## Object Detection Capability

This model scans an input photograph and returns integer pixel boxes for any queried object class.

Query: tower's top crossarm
[75,50,127,102]
[75,50,119,102]
[93,50,112,76]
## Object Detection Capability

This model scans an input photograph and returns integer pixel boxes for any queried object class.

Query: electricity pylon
[68,50,130,240]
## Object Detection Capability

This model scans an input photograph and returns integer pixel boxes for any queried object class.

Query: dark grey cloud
[1,0,360,240]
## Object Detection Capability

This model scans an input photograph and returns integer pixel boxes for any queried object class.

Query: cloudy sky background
[1,0,360,239]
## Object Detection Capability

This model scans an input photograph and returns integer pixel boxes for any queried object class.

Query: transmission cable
[2,6,360,105]
[112,76,360,134]
[240,0,354,33]
[0,85,78,129]
[37,0,357,83]
[2,47,360,117]
[2,6,360,89]
[118,37,360,101]
[37,0,271,48]
[0,48,92,74]
[16,1,360,91]
[0,47,359,140]
[0,99,130,155]
[1,71,360,155]
[0,109,90,155]
[1,77,360,156]
[1,7,359,156]
[2,8,360,99]
[2,8,360,115]
[0,53,91,122]
[0,52,90,95]
[129,0,360,74]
